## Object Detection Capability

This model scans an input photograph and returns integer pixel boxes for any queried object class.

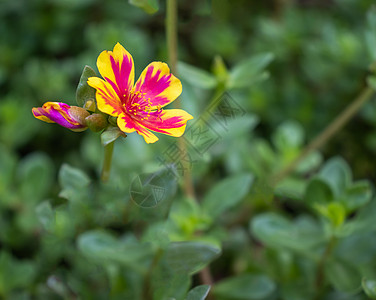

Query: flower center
[124,90,162,121]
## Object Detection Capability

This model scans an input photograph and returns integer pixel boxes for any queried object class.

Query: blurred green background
[2,0,376,299]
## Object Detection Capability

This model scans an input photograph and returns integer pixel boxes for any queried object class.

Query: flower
[32,102,90,132]
[87,43,193,143]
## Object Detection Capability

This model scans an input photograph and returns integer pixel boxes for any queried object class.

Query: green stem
[314,236,337,299]
[166,0,196,198]
[166,0,178,74]
[101,141,114,182]
[270,86,374,185]
[165,0,215,291]
[142,248,163,300]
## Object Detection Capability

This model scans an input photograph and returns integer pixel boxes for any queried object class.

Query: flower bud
[32,102,90,132]
[85,113,108,132]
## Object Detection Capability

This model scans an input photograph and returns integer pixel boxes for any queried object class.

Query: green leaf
[314,202,346,228]
[251,213,325,254]
[341,198,376,236]
[58,164,90,202]
[325,259,361,294]
[0,251,35,297]
[0,144,16,194]
[212,55,229,83]
[178,62,217,89]
[128,0,159,14]
[202,173,253,219]
[305,178,334,205]
[101,126,126,146]
[214,274,276,300]
[186,285,211,300]
[164,241,221,275]
[362,278,376,299]
[17,152,54,202]
[367,76,376,91]
[318,157,352,197]
[35,201,54,231]
[169,197,212,238]
[77,230,154,273]
[272,120,304,151]
[344,180,372,212]
[76,65,97,107]
[228,52,274,89]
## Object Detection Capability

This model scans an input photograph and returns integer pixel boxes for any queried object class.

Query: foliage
[1,0,376,299]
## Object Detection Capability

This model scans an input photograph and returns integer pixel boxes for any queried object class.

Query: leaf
[178,62,217,89]
[214,274,276,300]
[318,157,352,198]
[344,180,372,212]
[228,52,274,89]
[314,202,346,228]
[0,251,35,297]
[58,164,90,202]
[186,285,211,300]
[272,120,304,151]
[251,213,325,254]
[325,259,361,294]
[77,230,154,273]
[305,178,334,206]
[367,76,376,91]
[76,65,97,107]
[164,241,221,275]
[101,126,126,146]
[128,0,159,14]
[0,144,16,193]
[202,173,253,219]
[35,201,54,231]
[17,152,54,202]
[362,278,376,299]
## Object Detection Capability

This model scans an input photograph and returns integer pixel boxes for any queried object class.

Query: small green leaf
[305,178,334,205]
[76,65,97,107]
[101,126,126,146]
[164,241,221,275]
[251,213,325,253]
[35,201,54,231]
[178,62,217,89]
[186,285,211,300]
[214,274,276,300]
[228,52,274,89]
[128,0,159,14]
[78,230,154,273]
[202,173,253,219]
[344,180,372,212]
[325,259,361,294]
[17,153,54,202]
[0,251,35,297]
[362,278,376,299]
[314,202,346,228]
[319,157,352,198]
[0,145,16,193]
[58,164,90,202]
[272,120,304,151]
[367,76,376,91]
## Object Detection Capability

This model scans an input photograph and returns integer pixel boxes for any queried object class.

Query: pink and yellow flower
[32,102,89,132]
[87,43,193,143]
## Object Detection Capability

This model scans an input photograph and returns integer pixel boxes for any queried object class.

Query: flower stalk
[101,140,114,182]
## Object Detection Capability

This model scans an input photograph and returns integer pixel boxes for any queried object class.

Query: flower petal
[32,102,89,131]
[87,77,123,116]
[134,62,182,109]
[96,43,134,98]
[141,109,193,137]
[117,113,158,143]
